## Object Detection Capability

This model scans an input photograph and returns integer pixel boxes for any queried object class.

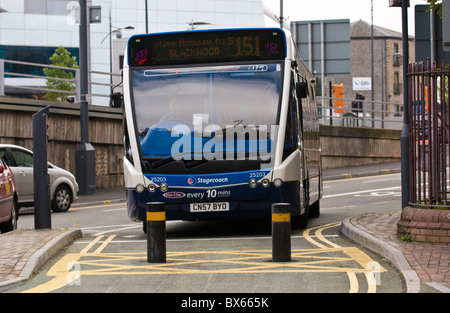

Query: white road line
[362,177,401,184]
[102,208,127,212]
[323,186,400,199]
[74,234,339,244]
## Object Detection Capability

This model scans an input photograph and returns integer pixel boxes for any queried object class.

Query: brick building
[333,19,415,118]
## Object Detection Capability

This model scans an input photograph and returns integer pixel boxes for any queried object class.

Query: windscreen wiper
[150,157,174,169]
[184,158,209,169]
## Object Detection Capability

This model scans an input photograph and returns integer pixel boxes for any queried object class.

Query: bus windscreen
[131,62,282,162]
[128,29,286,67]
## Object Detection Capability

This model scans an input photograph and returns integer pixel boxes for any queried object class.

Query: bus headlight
[273,178,283,188]
[136,184,145,193]
[159,183,169,192]
[248,178,257,188]
[148,184,157,192]
[261,179,270,188]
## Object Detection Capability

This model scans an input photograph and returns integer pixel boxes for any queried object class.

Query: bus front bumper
[126,181,303,222]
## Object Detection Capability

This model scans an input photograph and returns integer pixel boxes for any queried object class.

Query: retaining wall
[1,97,402,188]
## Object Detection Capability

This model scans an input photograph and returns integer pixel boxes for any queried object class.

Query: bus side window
[283,74,300,160]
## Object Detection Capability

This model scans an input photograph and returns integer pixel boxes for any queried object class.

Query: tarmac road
[2,161,448,294]
[6,164,408,293]
[8,219,404,293]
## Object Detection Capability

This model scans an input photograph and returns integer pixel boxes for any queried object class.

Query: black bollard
[272,203,291,262]
[33,106,51,229]
[147,202,166,263]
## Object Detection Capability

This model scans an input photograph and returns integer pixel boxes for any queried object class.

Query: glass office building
[0,0,266,104]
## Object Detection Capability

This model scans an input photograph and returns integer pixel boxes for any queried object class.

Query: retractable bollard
[272,203,291,262]
[147,202,166,263]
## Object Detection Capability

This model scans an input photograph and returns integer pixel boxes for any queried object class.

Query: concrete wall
[320,125,401,169]
[0,97,124,188]
[0,97,401,188]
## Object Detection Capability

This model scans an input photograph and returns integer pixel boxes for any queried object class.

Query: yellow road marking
[22,223,387,293]
[21,254,81,293]
[314,223,342,249]
[94,235,116,254]
[71,202,124,211]
[347,272,359,293]
[302,221,385,293]
[79,235,104,254]
[303,222,341,249]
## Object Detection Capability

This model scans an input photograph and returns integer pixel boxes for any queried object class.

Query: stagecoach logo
[163,191,186,199]
[187,177,196,186]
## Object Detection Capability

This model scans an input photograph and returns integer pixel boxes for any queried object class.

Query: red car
[0,156,18,233]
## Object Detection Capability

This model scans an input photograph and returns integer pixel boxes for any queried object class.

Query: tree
[43,46,79,102]
[427,0,442,18]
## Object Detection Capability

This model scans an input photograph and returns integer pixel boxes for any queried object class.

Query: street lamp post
[400,0,410,210]
[371,0,375,128]
[76,0,96,195]
[389,0,410,209]
[101,9,134,91]
[145,0,149,33]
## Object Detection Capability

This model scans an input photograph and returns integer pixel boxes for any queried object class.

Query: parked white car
[0,144,79,212]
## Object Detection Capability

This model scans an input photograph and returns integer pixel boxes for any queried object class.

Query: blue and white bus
[119,28,322,231]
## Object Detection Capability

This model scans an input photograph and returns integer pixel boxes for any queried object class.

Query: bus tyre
[292,212,308,229]
[308,200,320,218]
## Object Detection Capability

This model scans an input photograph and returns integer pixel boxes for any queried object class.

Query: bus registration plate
[190,202,229,212]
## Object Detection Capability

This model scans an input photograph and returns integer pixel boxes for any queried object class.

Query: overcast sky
[263,0,429,35]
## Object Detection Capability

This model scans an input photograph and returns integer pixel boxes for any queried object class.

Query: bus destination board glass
[128,29,286,67]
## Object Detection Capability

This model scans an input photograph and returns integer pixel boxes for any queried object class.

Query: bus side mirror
[296,82,308,99]
[110,92,123,108]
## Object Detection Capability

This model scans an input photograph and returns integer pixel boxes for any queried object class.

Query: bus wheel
[292,212,308,229]
[308,200,320,218]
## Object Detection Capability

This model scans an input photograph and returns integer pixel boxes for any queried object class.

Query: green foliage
[400,234,412,242]
[427,0,442,18]
[43,46,79,102]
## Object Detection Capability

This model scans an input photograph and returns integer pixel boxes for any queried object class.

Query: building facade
[0,0,267,105]
[333,20,415,120]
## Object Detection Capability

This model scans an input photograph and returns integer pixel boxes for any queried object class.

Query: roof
[350,19,414,40]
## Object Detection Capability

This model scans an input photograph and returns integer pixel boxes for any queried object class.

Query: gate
[408,58,450,208]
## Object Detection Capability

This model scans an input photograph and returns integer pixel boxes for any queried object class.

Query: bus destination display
[129,29,286,66]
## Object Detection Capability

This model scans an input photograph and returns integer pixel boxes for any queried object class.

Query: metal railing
[0,59,120,103]
[317,96,404,130]
[0,59,80,99]
[1,59,405,126]
[408,58,450,208]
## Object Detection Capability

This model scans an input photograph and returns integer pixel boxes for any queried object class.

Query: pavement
[0,161,449,293]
